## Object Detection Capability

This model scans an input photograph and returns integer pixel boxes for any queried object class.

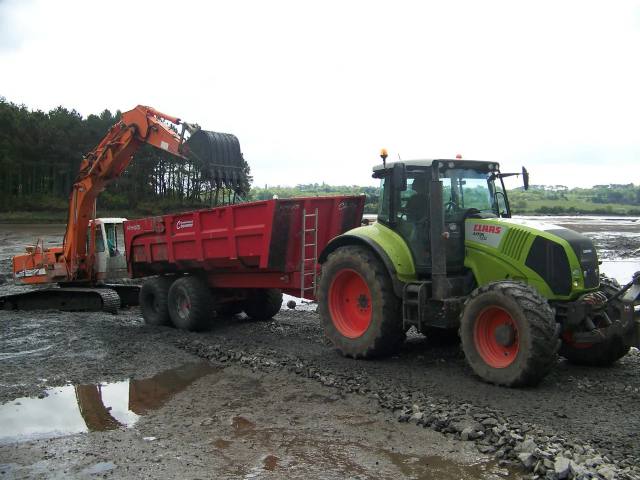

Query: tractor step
[402,281,429,331]
[0,287,121,314]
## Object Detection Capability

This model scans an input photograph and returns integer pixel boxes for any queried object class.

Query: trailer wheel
[560,276,631,366]
[243,289,283,321]
[318,246,404,358]
[217,302,244,317]
[168,276,213,331]
[139,276,173,326]
[460,281,559,387]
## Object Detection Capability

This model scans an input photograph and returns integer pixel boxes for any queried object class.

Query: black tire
[560,276,631,366]
[423,326,460,345]
[459,281,559,387]
[243,289,283,321]
[317,246,404,358]
[139,276,173,326]
[217,302,244,317]
[167,276,213,331]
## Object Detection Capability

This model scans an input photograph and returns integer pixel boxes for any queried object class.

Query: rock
[568,460,585,478]
[410,412,424,422]
[596,465,616,480]
[585,456,604,467]
[461,427,481,441]
[481,417,499,427]
[515,438,538,455]
[478,445,497,454]
[554,457,571,479]
[518,452,536,470]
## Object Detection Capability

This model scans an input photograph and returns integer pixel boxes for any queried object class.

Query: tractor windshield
[441,168,507,217]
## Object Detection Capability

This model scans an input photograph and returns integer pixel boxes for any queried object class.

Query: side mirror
[522,166,529,191]
[393,163,407,191]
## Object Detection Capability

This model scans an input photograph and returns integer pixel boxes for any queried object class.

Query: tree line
[1,98,638,219]
[0,98,250,216]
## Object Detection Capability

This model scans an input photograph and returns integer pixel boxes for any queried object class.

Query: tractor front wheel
[460,281,559,387]
[317,246,404,358]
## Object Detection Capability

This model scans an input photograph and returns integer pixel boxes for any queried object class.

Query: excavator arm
[7,104,247,313]
[62,105,197,281]
[11,105,201,286]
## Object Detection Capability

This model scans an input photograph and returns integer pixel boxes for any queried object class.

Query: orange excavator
[3,105,244,312]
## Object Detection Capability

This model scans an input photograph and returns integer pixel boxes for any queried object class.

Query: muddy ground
[1,219,640,479]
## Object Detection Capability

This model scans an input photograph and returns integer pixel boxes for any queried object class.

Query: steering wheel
[445,201,459,212]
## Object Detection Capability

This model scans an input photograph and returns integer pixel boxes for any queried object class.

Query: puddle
[0,362,219,444]
[383,449,509,479]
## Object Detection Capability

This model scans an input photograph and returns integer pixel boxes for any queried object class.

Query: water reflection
[0,362,218,444]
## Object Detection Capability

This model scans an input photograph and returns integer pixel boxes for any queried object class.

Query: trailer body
[124,196,365,298]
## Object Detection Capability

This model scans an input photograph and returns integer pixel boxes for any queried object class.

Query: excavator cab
[88,218,128,282]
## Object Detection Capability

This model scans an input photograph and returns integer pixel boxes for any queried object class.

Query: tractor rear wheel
[318,246,404,358]
[460,281,559,387]
[242,289,283,321]
[560,276,631,366]
[139,276,174,326]
[167,276,213,331]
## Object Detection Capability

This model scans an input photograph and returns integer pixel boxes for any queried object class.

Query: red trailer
[124,195,365,330]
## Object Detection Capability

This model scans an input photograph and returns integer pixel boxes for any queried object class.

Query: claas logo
[473,224,502,234]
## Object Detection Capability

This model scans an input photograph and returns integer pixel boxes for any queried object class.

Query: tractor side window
[378,177,391,224]
[395,173,430,271]
[396,175,428,222]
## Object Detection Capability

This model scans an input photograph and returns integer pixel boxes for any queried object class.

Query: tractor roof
[372,159,497,173]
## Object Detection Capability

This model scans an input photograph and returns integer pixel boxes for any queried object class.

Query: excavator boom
[13,106,190,285]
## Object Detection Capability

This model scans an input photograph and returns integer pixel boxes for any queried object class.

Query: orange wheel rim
[474,306,519,368]
[328,269,372,338]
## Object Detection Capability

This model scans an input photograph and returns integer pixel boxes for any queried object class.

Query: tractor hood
[464,217,599,299]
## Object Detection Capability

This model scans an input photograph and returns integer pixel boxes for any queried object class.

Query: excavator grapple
[186,130,247,192]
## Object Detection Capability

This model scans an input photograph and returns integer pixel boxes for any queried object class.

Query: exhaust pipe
[430,169,449,300]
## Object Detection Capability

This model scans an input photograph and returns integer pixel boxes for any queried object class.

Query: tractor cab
[373,158,526,279]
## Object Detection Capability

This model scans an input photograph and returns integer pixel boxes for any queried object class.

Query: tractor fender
[319,225,417,298]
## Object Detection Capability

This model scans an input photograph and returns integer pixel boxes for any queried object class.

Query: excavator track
[0,287,120,314]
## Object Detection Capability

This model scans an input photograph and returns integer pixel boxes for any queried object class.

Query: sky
[1,0,639,189]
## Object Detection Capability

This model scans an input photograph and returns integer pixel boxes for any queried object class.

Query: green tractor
[317,154,640,387]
